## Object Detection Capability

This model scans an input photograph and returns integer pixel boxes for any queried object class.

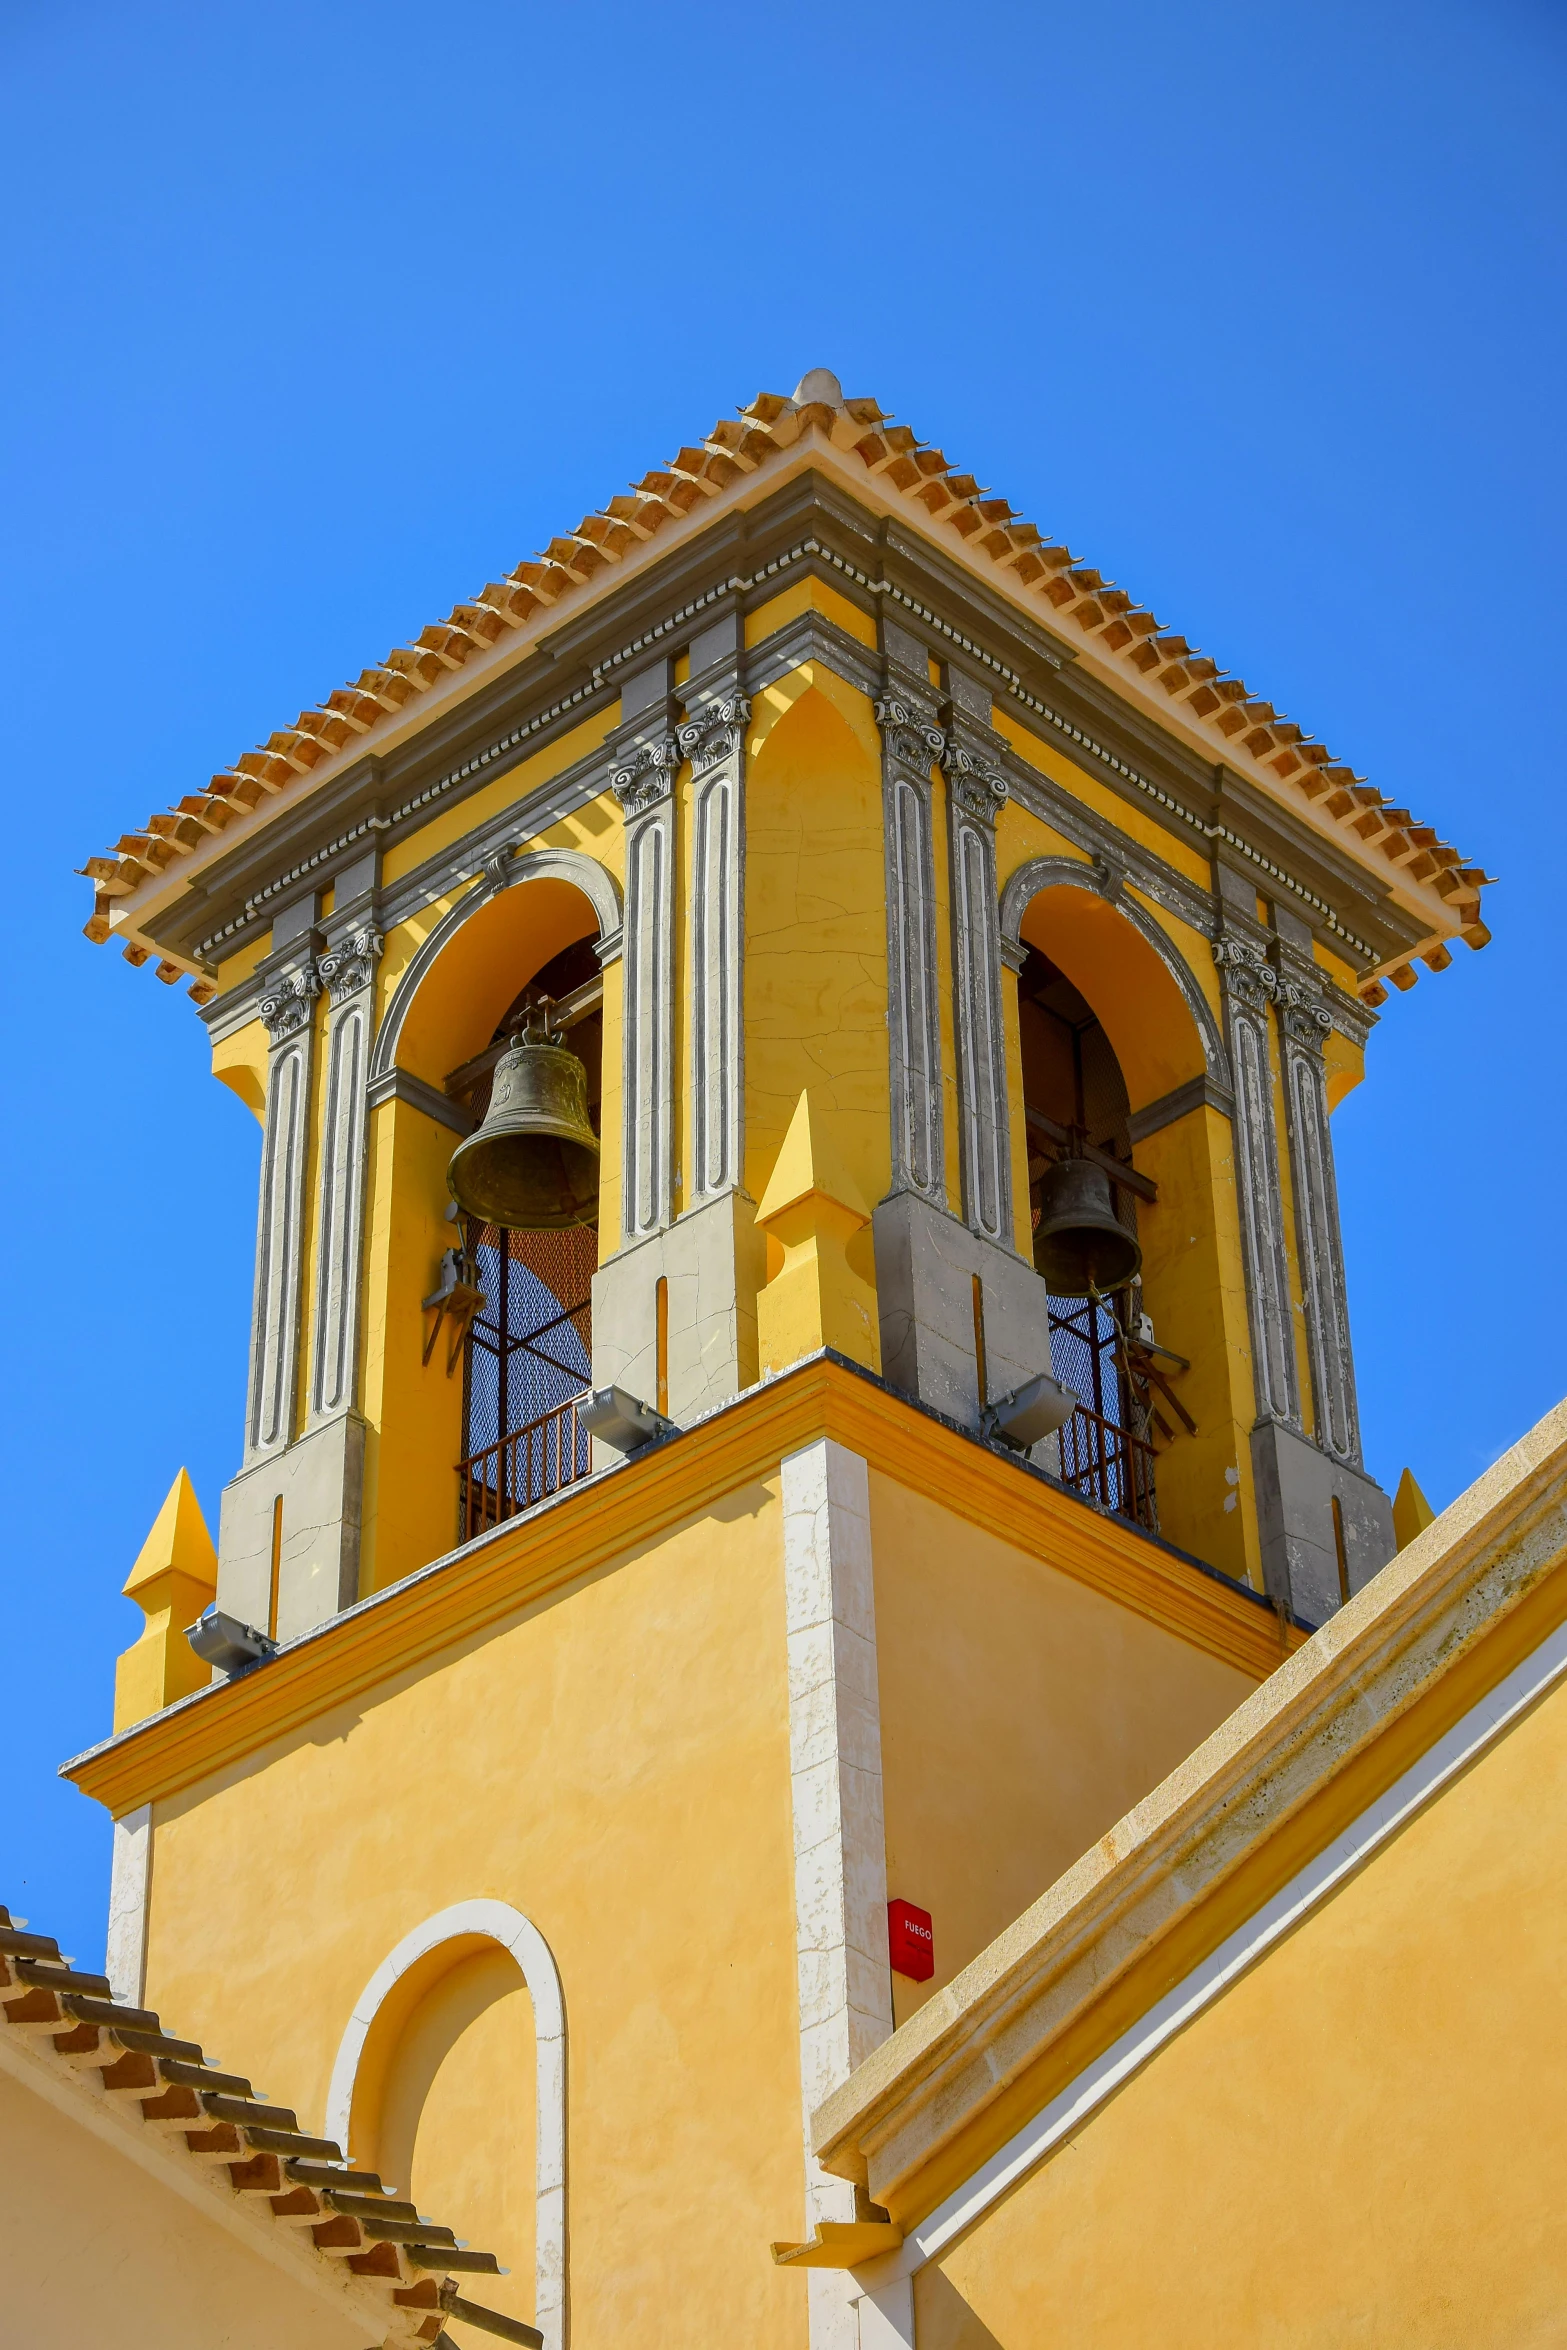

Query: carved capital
[941,742,1008,827]
[610,735,679,818]
[677,694,751,776]
[1212,934,1278,1015]
[259,959,322,1042]
[874,695,946,774]
[1277,977,1334,1051]
[319,927,383,1005]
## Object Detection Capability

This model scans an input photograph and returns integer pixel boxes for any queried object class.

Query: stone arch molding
[326,1899,568,2349]
[998,853,1231,1092]
[369,847,624,1084]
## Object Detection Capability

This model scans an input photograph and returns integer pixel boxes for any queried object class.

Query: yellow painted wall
[744,665,889,1228]
[991,709,1213,894]
[744,576,878,653]
[140,1483,811,2350]
[916,1656,1567,2348]
[0,2062,366,2350]
[869,1475,1255,2027]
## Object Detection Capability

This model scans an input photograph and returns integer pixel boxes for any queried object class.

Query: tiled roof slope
[79,374,1492,1006]
[0,1901,526,2348]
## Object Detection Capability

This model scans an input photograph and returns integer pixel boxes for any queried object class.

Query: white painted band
[326,1899,567,2350]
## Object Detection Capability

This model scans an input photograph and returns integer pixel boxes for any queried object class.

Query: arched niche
[1000,859,1254,1585]
[374,851,623,1092]
[327,1900,567,2349]
[744,675,890,1226]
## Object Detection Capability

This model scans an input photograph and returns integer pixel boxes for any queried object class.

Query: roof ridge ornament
[791,367,843,406]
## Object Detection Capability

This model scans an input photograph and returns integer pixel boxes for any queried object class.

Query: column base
[1249,1419,1395,1625]
[217,1412,365,1645]
[871,1191,1053,1434]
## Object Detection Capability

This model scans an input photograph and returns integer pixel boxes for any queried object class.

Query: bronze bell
[1034,1155,1142,1296]
[446,1002,600,1230]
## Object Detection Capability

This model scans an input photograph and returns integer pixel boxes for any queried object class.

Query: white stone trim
[782,1440,894,2349]
[844,1611,1567,2330]
[104,1803,152,2005]
[326,1899,568,2350]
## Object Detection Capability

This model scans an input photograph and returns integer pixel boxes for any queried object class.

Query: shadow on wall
[375,1944,538,2333]
[914,2266,1010,2350]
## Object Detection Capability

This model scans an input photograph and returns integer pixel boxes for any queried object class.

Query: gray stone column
[1212,926,1301,1431]
[678,692,748,1204]
[310,923,381,1423]
[1274,957,1361,1468]
[245,953,321,1463]
[611,718,678,1244]
[874,655,946,1208]
[942,695,1012,1249]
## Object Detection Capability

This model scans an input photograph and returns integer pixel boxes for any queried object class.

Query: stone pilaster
[941,688,1012,1249]
[1212,925,1301,1432]
[874,668,946,1207]
[611,714,678,1243]
[244,950,321,1462]
[310,924,381,1423]
[678,691,748,1204]
[1272,946,1361,1468]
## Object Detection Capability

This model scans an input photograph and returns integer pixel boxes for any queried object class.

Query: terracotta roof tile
[80,380,1493,997]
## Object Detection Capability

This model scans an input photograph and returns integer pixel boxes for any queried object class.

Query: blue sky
[2,0,1562,1967]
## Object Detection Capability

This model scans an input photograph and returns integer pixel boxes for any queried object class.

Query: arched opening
[1011,878,1251,1578]
[328,1902,567,2350]
[448,933,603,1540]
[362,863,618,1591]
[1017,945,1159,1531]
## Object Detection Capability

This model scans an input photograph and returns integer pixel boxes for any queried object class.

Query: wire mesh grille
[1048,1292,1158,1532]
[457,1221,597,1537]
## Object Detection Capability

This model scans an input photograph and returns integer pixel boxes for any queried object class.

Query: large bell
[1034,1155,1142,1296]
[446,1004,599,1230]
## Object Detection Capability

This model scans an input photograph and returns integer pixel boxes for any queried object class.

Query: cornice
[810,1395,1567,2222]
[61,1355,1293,1820]
[91,432,1480,996]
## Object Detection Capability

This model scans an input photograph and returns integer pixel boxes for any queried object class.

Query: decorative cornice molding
[318,926,382,1005]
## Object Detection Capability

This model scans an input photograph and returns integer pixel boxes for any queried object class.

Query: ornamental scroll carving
[940,742,1009,828]
[610,736,679,817]
[677,695,751,777]
[259,959,322,1043]
[319,928,383,1005]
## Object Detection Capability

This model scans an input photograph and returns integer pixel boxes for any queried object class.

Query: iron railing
[457,1392,591,1543]
[1048,1292,1160,1535]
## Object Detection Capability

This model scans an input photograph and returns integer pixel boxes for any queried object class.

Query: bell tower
[72,373,1490,2350]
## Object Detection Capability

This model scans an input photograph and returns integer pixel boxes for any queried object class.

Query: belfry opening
[62,374,1502,2350]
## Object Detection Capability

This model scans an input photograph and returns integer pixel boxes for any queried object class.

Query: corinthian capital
[259,958,322,1042]
[1212,933,1278,1015]
[941,742,1008,827]
[874,694,946,774]
[610,735,679,818]
[318,927,383,1005]
[677,696,751,776]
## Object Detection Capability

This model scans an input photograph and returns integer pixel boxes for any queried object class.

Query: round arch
[371,849,623,1088]
[326,1899,567,2350]
[999,855,1229,1105]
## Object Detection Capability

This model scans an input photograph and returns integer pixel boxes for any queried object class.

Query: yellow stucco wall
[140,1481,811,2348]
[0,2063,366,2350]
[916,1659,1567,2347]
[869,1475,1255,2026]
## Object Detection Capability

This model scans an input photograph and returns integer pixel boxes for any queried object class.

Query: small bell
[446,1001,600,1230]
[1034,1155,1141,1295]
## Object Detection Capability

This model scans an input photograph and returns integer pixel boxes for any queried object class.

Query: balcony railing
[1056,1397,1158,1532]
[457,1391,591,1544]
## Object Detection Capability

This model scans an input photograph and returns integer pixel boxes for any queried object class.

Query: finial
[791,367,843,407]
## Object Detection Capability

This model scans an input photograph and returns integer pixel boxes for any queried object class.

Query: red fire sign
[888,1897,934,1982]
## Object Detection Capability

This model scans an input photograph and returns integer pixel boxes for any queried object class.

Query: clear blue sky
[2,0,1562,1967]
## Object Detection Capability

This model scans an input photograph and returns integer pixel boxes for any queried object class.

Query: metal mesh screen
[460,1221,597,1467]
